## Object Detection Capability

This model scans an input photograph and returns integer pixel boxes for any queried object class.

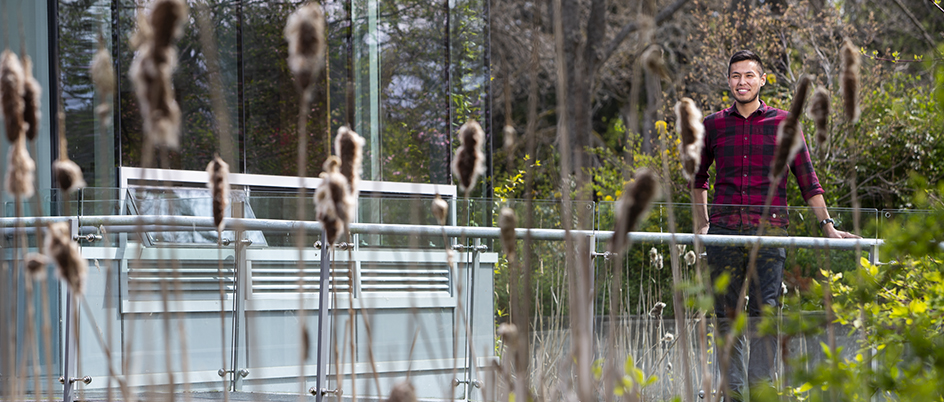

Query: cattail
[609,168,661,254]
[649,247,664,270]
[206,156,230,232]
[840,39,860,124]
[334,126,364,197]
[386,381,417,402]
[6,138,35,198]
[285,3,326,93]
[641,44,671,81]
[770,75,812,181]
[663,332,675,343]
[21,56,41,142]
[129,0,187,150]
[499,208,517,257]
[675,98,705,181]
[25,253,50,281]
[649,301,666,317]
[452,120,486,196]
[502,124,517,152]
[497,322,519,344]
[301,326,310,361]
[314,156,353,246]
[1,50,25,143]
[91,40,115,125]
[432,194,448,226]
[46,222,89,295]
[684,250,697,266]
[53,159,87,194]
[808,86,830,147]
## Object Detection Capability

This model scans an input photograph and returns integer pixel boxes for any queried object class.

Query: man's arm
[807,194,860,239]
[693,188,709,235]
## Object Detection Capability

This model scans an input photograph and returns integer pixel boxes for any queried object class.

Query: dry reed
[335,126,364,197]
[770,74,812,182]
[809,86,830,147]
[675,98,705,181]
[452,120,486,196]
[1,50,25,143]
[285,2,326,94]
[5,137,35,198]
[129,0,187,151]
[206,155,230,232]
[610,168,661,254]
[315,156,354,246]
[840,39,860,124]
[91,39,115,125]
[21,55,40,142]
[45,222,89,296]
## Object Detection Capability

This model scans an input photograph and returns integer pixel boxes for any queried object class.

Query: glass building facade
[0,0,493,400]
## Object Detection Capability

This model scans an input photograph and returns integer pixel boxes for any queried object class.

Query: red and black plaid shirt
[692,101,824,229]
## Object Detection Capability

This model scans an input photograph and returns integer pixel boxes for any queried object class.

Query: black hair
[728,50,764,76]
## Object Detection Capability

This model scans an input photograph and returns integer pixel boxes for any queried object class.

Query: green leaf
[797,382,813,393]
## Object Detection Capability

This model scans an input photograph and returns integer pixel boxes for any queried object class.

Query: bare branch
[597,0,692,67]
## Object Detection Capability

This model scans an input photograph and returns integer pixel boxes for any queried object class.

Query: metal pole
[315,228,332,402]
[61,290,74,402]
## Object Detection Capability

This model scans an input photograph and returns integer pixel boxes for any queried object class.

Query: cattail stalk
[675,98,705,181]
[451,120,486,197]
[840,39,860,124]
[45,222,89,296]
[21,55,40,142]
[1,50,24,143]
[129,0,187,161]
[206,156,230,233]
[609,168,661,255]
[770,75,812,182]
[335,126,364,198]
[809,86,830,148]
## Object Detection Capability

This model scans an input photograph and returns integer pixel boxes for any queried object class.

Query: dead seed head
[206,156,230,232]
[301,326,310,361]
[770,75,812,182]
[502,124,516,152]
[675,98,705,181]
[315,161,353,246]
[684,250,696,266]
[129,0,187,150]
[285,3,326,93]
[386,381,417,402]
[641,45,671,81]
[432,194,448,226]
[663,332,675,343]
[452,120,486,196]
[1,50,25,143]
[610,168,661,254]
[21,56,41,142]
[91,42,115,125]
[46,222,89,295]
[649,301,666,317]
[497,322,519,344]
[5,139,35,198]
[26,253,50,281]
[840,39,861,124]
[53,159,87,194]
[335,126,364,197]
[499,208,517,257]
[808,86,830,148]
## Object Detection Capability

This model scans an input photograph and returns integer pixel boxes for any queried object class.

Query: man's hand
[823,223,861,239]
[696,224,709,235]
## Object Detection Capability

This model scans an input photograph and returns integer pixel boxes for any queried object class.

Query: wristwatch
[819,218,835,229]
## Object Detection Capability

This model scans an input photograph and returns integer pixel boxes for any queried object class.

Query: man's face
[727,60,766,105]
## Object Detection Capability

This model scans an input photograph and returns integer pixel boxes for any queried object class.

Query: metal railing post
[314,227,332,402]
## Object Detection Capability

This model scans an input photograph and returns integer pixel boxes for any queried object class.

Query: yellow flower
[722,95,730,103]
[615,190,622,198]
[604,195,614,202]
[554,191,562,198]
[767,74,777,84]
[654,120,668,134]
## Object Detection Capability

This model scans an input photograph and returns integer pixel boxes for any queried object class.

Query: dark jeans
[706,225,786,400]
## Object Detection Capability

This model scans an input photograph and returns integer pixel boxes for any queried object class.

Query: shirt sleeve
[790,127,825,200]
[692,118,713,190]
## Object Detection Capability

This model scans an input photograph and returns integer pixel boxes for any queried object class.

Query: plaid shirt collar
[723,100,769,119]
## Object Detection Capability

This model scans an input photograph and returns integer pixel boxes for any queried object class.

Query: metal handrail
[0,215,883,250]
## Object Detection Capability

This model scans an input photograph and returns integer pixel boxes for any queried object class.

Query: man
[691,50,859,400]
